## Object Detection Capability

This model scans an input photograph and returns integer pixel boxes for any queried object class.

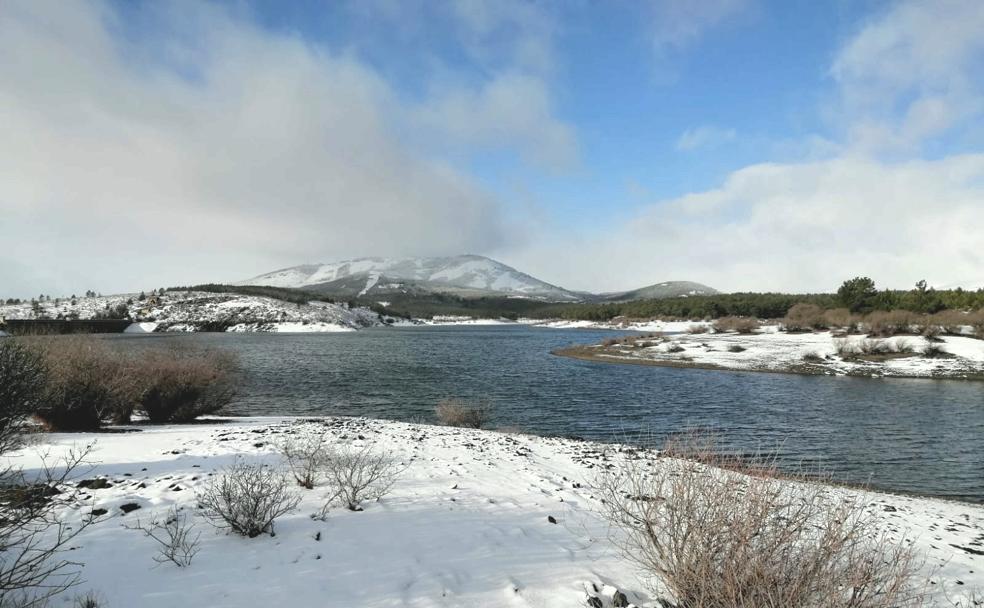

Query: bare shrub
[197,461,299,538]
[124,506,201,567]
[726,344,746,353]
[435,398,489,429]
[822,307,860,332]
[72,591,105,608]
[666,344,685,353]
[0,340,47,454]
[782,303,826,332]
[130,347,237,423]
[280,434,332,489]
[802,352,824,363]
[927,310,970,335]
[594,435,925,608]
[0,445,97,606]
[320,444,403,513]
[687,324,709,334]
[922,344,951,359]
[859,338,891,355]
[712,316,760,334]
[28,337,133,430]
[864,310,915,337]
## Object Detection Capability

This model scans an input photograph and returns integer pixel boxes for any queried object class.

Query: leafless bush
[320,444,403,513]
[822,307,860,332]
[124,506,200,567]
[130,347,237,423]
[666,344,685,353]
[280,434,332,489]
[435,398,490,429]
[687,324,709,334]
[0,445,97,607]
[72,591,105,608]
[922,344,951,359]
[864,310,916,337]
[927,310,971,335]
[726,344,746,353]
[802,351,824,363]
[594,434,926,608]
[27,337,133,430]
[197,461,299,538]
[782,303,826,332]
[712,316,760,334]
[0,340,47,454]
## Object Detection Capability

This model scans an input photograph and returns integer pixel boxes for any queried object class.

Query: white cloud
[414,72,578,171]
[831,0,984,152]
[676,125,737,151]
[0,1,533,296]
[515,0,984,294]
[516,155,984,293]
[650,0,751,52]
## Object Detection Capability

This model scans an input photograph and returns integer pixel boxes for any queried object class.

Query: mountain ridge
[238,255,716,302]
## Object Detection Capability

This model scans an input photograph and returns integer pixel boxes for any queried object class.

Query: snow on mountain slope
[0,291,384,333]
[599,280,719,302]
[239,255,581,300]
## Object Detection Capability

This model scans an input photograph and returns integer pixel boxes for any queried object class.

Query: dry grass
[435,398,490,429]
[594,433,926,608]
[687,324,709,334]
[712,316,760,334]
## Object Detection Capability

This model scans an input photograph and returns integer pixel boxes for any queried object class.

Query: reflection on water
[106,326,984,502]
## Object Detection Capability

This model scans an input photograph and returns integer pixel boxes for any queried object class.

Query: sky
[1,0,983,297]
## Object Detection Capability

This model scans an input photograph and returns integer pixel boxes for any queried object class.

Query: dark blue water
[107,326,984,502]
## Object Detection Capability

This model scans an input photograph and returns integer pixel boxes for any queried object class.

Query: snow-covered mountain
[597,281,719,302]
[238,255,582,301]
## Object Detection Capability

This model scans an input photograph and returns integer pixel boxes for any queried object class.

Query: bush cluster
[435,398,490,429]
[1,336,237,431]
[712,316,760,334]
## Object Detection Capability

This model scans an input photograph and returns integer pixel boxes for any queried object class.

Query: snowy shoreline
[9,416,984,606]
[555,328,984,380]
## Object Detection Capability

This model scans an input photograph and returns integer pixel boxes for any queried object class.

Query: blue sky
[1,0,983,295]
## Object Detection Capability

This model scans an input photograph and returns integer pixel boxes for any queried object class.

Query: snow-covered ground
[528,319,709,333]
[557,329,984,380]
[0,292,383,333]
[8,417,983,607]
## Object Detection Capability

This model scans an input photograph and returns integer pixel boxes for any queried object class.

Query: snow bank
[8,417,982,607]
[561,330,984,379]
[124,322,159,333]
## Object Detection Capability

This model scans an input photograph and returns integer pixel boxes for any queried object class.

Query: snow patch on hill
[0,291,383,333]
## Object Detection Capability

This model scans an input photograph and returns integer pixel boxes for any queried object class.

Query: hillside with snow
[598,280,719,302]
[238,255,584,301]
[0,291,384,333]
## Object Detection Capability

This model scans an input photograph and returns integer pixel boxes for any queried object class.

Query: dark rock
[586,597,603,608]
[613,590,629,607]
[119,502,141,514]
[90,508,108,517]
[77,478,112,490]
[547,515,558,524]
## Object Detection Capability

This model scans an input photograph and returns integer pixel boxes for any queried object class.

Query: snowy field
[8,417,983,607]
[558,329,984,380]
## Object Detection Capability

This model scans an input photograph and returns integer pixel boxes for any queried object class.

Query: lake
[106,325,984,502]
